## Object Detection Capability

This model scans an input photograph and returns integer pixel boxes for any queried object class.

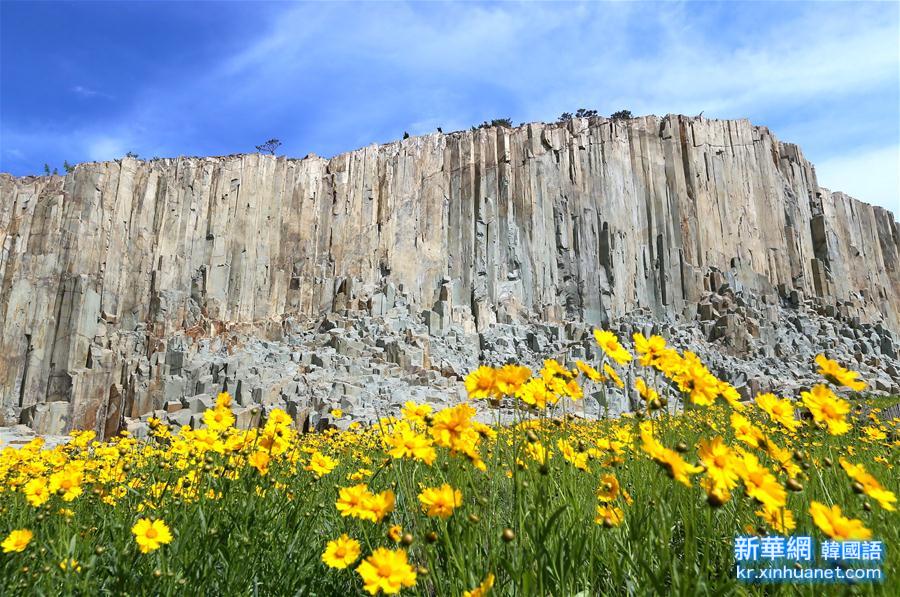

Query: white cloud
[511,3,899,121]
[4,0,897,199]
[72,85,113,99]
[208,2,897,129]
[191,2,899,219]
[72,85,99,97]
[815,145,899,214]
[86,136,128,161]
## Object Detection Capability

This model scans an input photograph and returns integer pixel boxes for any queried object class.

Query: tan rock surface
[1,115,897,434]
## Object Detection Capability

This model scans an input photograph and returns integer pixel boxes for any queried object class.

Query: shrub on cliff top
[255,139,282,155]
[475,118,513,130]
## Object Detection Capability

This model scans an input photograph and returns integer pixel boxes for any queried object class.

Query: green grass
[0,395,897,596]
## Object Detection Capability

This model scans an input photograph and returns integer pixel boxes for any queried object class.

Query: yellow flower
[48,468,83,502]
[305,451,339,478]
[388,525,403,543]
[814,354,866,391]
[473,420,496,441]
[575,360,603,382]
[247,450,271,475]
[401,401,432,425]
[463,573,495,597]
[431,403,480,455]
[337,484,373,519]
[639,422,702,486]
[632,333,673,369]
[348,468,373,481]
[203,406,235,432]
[541,358,574,380]
[672,353,719,406]
[356,548,417,595]
[418,484,463,519]
[266,408,293,428]
[717,381,745,411]
[602,364,624,389]
[596,474,620,502]
[736,453,786,509]
[330,408,344,418]
[516,378,557,409]
[756,506,796,534]
[634,378,659,404]
[362,489,396,523]
[730,413,764,448]
[494,364,532,395]
[809,501,872,540]
[594,504,625,526]
[765,440,801,478]
[59,557,82,573]
[525,441,550,465]
[23,477,50,507]
[801,384,850,435]
[701,476,732,505]
[839,458,897,511]
[558,439,589,471]
[1,529,32,553]
[69,429,96,447]
[216,391,233,409]
[594,329,632,365]
[638,421,663,457]
[190,428,226,454]
[563,378,584,400]
[465,366,497,399]
[131,518,173,554]
[755,393,800,431]
[384,421,436,465]
[657,449,704,486]
[224,432,250,453]
[861,425,886,441]
[322,534,361,569]
[697,437,739,490]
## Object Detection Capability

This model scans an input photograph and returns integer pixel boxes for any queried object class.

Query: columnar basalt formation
[1,115,898,436]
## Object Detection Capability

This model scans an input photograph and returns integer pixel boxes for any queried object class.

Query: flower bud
[707,493,725,508]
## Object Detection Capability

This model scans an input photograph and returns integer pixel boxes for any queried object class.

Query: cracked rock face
[1,115,898,437]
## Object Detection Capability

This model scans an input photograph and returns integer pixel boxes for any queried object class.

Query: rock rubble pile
[104,287,900,440]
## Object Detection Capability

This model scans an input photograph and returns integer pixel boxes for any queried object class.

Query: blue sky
[2,1,898,212]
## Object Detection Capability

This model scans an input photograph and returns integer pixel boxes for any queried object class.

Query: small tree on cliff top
[255,139,282,155]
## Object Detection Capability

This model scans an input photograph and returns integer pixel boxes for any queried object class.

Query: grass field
[1,331,897,595]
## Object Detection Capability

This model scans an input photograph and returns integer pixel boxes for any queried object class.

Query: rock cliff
[1,115,898,436]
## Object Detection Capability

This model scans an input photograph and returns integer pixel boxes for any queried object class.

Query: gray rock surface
[114,294,900,436]
[1,115,898,436]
